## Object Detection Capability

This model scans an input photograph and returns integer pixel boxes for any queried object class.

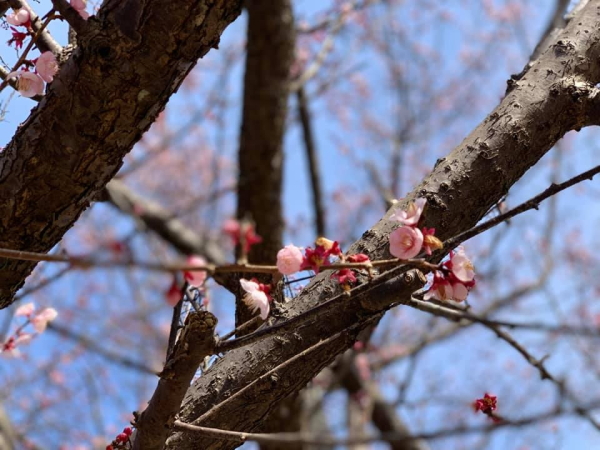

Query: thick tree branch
[162,3,600,449]
[133,311,217,450]
[0,0,242,307]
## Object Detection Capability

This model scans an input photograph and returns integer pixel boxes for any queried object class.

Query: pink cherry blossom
[424,278,454,301]
[389,226,423,259]
[184,255,208,286]
[15,302,35,317]
[35,51,59,83]
[31,308,58,332]
[450,248,475,282]
[6,70,44,97]
[70,0,89,19]
[6,8,30,26]
[240,278,270,320]
[389,197,426,226]
[1,333,33,358]
[276,244,303,275]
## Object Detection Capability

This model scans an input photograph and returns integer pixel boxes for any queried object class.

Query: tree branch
[133,311,217,450]
[104,179,227,265]
[0,0,242,307]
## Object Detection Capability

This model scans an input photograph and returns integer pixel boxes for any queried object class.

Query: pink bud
[6,8,30,26]
[276,244,303,275]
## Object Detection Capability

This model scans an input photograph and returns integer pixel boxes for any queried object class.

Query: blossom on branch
[449,248,475,282]
[424,248,476,302]
[276,244,303,275]
[6,8,30,27]
[31,308,58,332]
[389,226,423,259]
[6,70,44,97]
[347,253,370,263]
[389,197,426,226]
[240,278,271,320]
[300,238,342,273]
[1,303,58,357]
[35,51,59,83]
[331,268,357,287]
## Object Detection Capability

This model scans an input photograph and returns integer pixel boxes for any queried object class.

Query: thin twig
[443,164,600,250]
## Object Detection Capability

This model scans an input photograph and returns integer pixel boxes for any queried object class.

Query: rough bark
[0,0,242,308]
[133,311,217,450]
[165,2,600,449]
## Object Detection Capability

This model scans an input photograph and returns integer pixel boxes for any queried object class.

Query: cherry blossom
[30,308,58,332]
[450,248,475,282]
[183,255,208,286]
[424,274,455,301]
[6,8,30,26]
[389,197,426,226]
[389,226,423,259]
[240,278,270,320]
[15,302,35,317]
[1,333,33,358]
[36,51,59,83]
[276,244,303,275]
[6,70,44,97]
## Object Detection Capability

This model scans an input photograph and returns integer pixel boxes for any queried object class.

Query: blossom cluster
[4,1,90,98]
[424,248,475,302]
[388,198,443,259]
[192,201,475,321]
[1,302,58,358]
[5,7,59,97]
